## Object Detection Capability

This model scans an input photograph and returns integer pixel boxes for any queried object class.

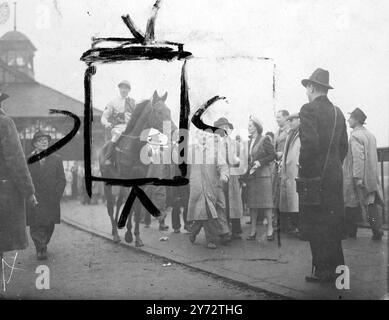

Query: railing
[377,147,389,224]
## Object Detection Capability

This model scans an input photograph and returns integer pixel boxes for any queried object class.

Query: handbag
[295,104,338,206]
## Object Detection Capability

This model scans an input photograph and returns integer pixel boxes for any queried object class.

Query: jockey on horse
[101,80,136,167]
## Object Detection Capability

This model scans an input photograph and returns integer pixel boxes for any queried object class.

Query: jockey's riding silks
[101,95,136,142]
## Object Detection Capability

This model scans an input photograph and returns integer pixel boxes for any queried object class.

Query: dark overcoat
[298,95,348,241]
[0,109,35,252]
[26,152,66,226]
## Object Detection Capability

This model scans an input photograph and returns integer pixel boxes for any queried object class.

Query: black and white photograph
[0,0,388,307]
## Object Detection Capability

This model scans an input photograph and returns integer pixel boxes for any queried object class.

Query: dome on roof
[1,30,29,41]
[0,30,36,50]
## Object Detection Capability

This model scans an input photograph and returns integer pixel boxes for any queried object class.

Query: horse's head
[148,90,177,134]
[115,90,177,178]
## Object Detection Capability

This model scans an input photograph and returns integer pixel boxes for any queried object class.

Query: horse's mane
[123,99,150,135]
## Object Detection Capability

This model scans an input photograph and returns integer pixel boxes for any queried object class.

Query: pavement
[61,199,388,300]
[1,224,280,300]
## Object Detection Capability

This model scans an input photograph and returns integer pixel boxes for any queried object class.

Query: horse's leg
[125,211,133,244]
[122,187,133,244]
[134,198,144,247]
[105,184,120,243]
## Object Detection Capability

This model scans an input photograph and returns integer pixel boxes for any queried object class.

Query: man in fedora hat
[26,130,66,260]
[298,68,348,283]
[343,108,384,240]
[101,80,136,166]
[0,92,37,271]
[214,117,243,240]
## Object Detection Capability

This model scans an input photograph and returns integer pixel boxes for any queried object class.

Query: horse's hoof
[125,232,133,243]
[135,239,144,247]
[113,235,121,243]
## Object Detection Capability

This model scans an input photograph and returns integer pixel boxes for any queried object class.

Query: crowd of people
[99,68,385,284]
[0,67,385,285]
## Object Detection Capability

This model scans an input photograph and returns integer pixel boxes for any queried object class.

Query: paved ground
[1,223,283,300]
[59,200,388,300]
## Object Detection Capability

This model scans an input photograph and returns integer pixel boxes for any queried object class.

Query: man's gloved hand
[220,174,229,184]
[28,194,38,207]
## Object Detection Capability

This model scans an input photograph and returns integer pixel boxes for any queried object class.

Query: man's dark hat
[32,130,52,146]
[214,117,234,130]
[301,68,334,90]
[349,108,367,124]
[286,112,300,121]
[0,92,9,103]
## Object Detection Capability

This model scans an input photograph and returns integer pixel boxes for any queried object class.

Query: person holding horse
[101,80,136,166]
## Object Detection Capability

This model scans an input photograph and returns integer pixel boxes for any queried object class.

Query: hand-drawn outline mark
[80,0,194,228]
[191,96,228,136]
[28,109,81,164]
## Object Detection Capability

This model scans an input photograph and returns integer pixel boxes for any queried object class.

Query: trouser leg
[216,205,230,236]
[231,218,242,235]
[45,224,55,248]
[309,236,344,279]
[171,205,181,231]
[345,207,359,238]
[183,204,191,228]
[30,225,48,253]
[190,221,203,237]
[203,219,220,244]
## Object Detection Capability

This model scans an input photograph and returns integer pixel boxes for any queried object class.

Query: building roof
[0,81,102,118]
[0,30,36,51]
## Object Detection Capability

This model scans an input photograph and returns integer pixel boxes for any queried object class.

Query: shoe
[159,224,169,231]
[184,224,192,233]
[305,272,336,283]
[189,232,196,243]
[372,231,383,241]
[220,235,231,245]
[173,229,180,234]
[206,242,217,249]
[37,251,47,261]
[246,233,257,241]
[231,234,242,240]
[267,232,275,241]
[305,275,323,283]
[144,224,150,228]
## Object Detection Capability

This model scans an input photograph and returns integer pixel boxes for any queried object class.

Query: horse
[99,90,177,247]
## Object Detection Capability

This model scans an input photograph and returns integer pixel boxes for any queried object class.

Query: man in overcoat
[27,130,66,260]
[0,92,37,269]
[299,68,348,283]
[187,131,230,249]
[214,117,244,240]
[279,113,301,236]
[343,108,385,240]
